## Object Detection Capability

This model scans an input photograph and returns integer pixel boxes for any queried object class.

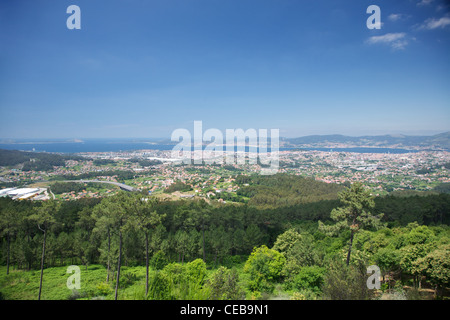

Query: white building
[0,187,47,200]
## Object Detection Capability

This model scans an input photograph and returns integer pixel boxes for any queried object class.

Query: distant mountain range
[1,132,449,151]
[281,132,450,150]
[160,132,450,150]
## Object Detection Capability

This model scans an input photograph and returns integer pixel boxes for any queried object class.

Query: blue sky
[0,0,449,139]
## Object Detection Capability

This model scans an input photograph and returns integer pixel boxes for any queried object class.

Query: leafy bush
[282,233,321,280]
[119,271,139,287]
[147,271,171,300]
[150,251,169,270]
[206,266,245,300]
[186,259,207,285]
[290,292,306,300]
[321,257,373,300]
[95,282,113,296]
[147,260,209,300]
[272,228,302,254]
[243,245,285,293]
[290,266,325,294]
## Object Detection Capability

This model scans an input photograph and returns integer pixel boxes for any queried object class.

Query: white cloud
[420,17,450,29]
[388,14,402,22]
[391,40,409,50]
[366,33,408,50]
[367,33,406,43]
[417,0,434,6]
[388,13,411,22]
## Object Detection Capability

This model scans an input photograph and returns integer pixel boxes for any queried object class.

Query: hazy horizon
[0,130,448,142]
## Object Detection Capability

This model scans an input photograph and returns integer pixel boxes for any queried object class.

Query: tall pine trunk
[202,225,206,263]
[145,231,149,297]
[106,228,111,283]
[115,230,123,300]
[346,230,354,266]
[6,232,10,275]
[38,230,47,300]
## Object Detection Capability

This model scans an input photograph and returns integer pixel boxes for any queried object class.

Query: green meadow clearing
[0,264,118,300]
[0,263,261,300]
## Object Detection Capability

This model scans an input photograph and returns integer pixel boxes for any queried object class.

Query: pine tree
[127,193,164,296]
[92,192,134,300]
[28,199,60,300]
[319,183,384,266]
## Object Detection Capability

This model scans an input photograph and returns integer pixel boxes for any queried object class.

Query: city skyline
[1,0,449,139]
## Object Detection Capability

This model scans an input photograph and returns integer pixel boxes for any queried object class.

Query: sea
[0,139,421,154]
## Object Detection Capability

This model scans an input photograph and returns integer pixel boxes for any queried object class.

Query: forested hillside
[1,181,449,300]
[0,149,84,172]
[283,132,450,149]
[236,173,345,208]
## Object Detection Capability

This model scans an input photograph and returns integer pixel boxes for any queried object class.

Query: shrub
[272,228,302,254]
[249,291,262,300]
[291,266,326,294]
[243,245,286,293]
[206,266,245,300]
[147,271,171,300]
[186,259,207,285]
[161,263,186,285]
[119,271,139,287]
[321,257,373,300]
[147,261,209,300]
[95,282,113,296]
[290,292,306,300]
[67,290,82,300]
[150,251,169,270]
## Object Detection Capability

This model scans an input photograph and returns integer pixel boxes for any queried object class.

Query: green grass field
[0,263,296,300]
[0,264,146,300]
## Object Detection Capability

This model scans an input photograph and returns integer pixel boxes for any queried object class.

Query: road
[61,179,139,192]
